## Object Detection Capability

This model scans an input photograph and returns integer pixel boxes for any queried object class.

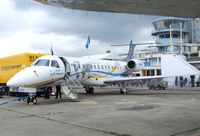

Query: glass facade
[191,18,200,43]
[152,18,190,35]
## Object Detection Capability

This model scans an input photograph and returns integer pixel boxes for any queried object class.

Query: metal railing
[63,74,82,90]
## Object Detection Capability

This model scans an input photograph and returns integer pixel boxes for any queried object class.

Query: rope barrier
[0,96,27,106]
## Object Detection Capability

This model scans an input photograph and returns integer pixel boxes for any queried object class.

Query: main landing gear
[120,82,129,94]
[85,87,94,94]
[120,87,129,94]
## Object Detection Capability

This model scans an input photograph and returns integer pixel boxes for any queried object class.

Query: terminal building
[134,18,189,77]
[133,17,200,77]
[151,18,190,54]
[131,17,200,87]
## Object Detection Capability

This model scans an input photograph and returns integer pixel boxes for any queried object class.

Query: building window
[157,70,161,75]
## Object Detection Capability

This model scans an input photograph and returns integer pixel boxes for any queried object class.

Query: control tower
[152,18,190,54]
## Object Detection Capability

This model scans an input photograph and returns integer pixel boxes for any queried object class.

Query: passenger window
[34,59,50,66]
[51,60,60,68]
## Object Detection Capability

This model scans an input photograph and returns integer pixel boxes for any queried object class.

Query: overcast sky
[0,0,162,58]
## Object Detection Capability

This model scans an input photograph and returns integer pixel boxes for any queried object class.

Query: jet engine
[126,59,144,72]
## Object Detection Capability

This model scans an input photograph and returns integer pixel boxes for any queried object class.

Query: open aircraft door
[59,57,71,75]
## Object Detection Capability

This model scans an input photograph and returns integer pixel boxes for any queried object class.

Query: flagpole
[170,24,173,54]
[180,22,183,55]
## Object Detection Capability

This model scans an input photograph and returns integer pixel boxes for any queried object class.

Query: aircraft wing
[34,0,200,18]
[104,76,164,84]
[105,54,200,84]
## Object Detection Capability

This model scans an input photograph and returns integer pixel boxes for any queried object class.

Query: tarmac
[0,87,200,136]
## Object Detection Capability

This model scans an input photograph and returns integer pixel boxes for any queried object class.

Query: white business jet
[7,54,144,93]
[7,52,200,104]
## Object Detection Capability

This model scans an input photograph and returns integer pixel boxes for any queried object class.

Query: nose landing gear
[85,87,94,94]
[26,94,37,105]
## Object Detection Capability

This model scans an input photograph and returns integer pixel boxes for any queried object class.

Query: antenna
[51,42,54,55]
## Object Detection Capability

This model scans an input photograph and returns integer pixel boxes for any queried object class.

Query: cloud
[0,0,161,58]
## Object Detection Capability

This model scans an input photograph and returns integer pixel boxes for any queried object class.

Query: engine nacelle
[127,59,144,72]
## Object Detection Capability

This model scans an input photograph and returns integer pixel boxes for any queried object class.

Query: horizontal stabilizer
[161,55,200,77]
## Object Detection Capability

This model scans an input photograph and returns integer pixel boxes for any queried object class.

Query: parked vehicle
[148,79,168,90]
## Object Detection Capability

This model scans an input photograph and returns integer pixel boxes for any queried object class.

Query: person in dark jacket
[55,85,61,99]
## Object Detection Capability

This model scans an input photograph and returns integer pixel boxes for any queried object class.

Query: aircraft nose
[7,76,19,87]
[7,67,54,87]
[7,69,29,87]
[7,67,38,87]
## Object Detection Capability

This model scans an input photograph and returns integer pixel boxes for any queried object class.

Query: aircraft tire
[33,98,37,104]
[89,87,94,94]
[120,88,128,94]
[27,97,30,104]
[85,88,90,94]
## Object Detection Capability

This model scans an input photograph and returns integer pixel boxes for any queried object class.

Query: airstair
[61,74,82,100]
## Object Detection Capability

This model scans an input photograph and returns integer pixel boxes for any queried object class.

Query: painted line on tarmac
[115,101,137,105]
[76,101,98,105]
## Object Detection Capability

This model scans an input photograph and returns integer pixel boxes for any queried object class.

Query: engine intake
[127,59,144,72]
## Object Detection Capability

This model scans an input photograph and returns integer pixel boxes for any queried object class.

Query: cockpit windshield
[51,60,60,68]
[34,59,50,66]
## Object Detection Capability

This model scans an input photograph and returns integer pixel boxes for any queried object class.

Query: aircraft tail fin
[124,40,135,61]
[161,55,200,77]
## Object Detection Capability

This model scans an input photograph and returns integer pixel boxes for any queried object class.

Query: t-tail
[123,40,135,62]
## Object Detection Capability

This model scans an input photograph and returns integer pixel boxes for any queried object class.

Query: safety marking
[114,98,137,105]
[76,101,97,105]
[115,101,137,105]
